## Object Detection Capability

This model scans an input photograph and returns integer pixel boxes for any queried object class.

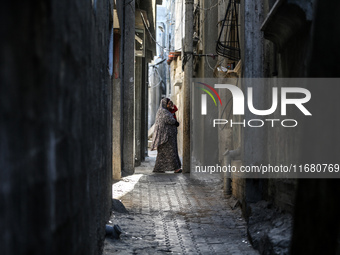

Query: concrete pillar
[183,0,193,173]
[141,57,148,160]
[135,57,142,167]
[122,0,135,176]
[242,0,265,202]
[202,0,218,167]
[112,30,122,180]
[243,0,264,78]
[202,0,218,77]
[148,66,161,129]
[112,78,122,180]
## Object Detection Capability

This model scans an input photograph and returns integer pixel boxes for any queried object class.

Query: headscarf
[151,98,177,150]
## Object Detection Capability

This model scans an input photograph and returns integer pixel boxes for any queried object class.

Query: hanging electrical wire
[150,58,166,67]
[195,0,225,27]
[149,80,164,89]
[205,55,215,71]
[140,12,167,50]
[148,66,165,89]
[194,0,224,12]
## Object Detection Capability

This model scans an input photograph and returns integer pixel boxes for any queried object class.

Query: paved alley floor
[104,154,259,255]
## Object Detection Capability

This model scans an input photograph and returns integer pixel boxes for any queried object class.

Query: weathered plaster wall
[233,0,316,213]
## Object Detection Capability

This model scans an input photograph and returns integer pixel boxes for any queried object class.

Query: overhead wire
[140,12,167,50]
[149,66,165,89]
[139,0,225,54]
[205,55,215,71]
[190,0,225,71]
[196,0,225,25]
[194,0,224,11]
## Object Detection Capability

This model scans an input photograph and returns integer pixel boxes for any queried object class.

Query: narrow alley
[104,153,258,255]
[2,0,340,255]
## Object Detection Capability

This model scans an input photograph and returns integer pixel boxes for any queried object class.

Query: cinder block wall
[0,1,113,254]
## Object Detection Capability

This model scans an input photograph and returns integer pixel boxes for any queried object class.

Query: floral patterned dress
[151,98,181,172]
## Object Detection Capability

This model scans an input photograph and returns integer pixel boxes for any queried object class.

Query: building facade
[160,0,340,253]
[113,0,159,179]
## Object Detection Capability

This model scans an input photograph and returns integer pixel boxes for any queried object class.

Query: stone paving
[104,154,259,255]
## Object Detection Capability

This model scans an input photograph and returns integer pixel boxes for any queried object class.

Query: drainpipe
[223,147,241,195]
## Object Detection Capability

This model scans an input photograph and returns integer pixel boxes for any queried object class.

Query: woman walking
[151,98,182,173]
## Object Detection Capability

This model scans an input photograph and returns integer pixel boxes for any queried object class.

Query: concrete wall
[227,0,316,213]
[170,57,184,159]
[0,1,113,254]
[259,0,314,213]
[174,0,185,50]
[291,0,340,253]
[165,0,340,252]
[190,0,315,214]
